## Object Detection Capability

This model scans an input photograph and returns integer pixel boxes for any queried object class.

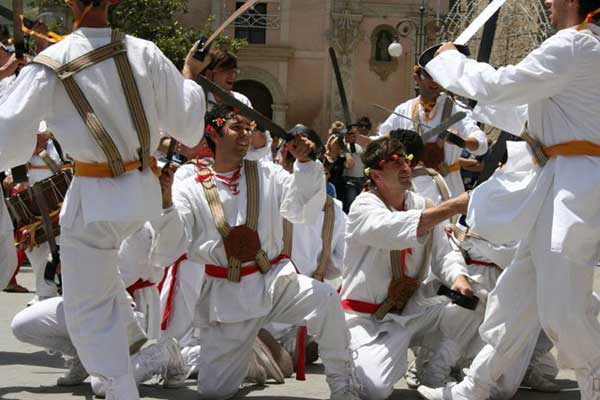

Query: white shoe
[57,357,89,386]
[27,295,40,307]
[327,361,361,400]
[522,367,560,393]
[405,360,421,389]
[162,338,189,388]
[127,317,147,356]
[252,337,285,384]
[246,353,267,385]
[417,385,445,400]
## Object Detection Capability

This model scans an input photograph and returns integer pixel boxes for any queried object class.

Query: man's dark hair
[361,136,407,191]
[389,129,424,164]
[204,104,239,153]
[579,0,600,20]
[355,116,372,130]
[207,48,238,71]
[78,0,107,7]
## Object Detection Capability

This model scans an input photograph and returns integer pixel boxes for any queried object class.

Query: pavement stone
[0,267,591,399]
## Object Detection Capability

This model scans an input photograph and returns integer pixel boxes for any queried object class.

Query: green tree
[34,0,246,68]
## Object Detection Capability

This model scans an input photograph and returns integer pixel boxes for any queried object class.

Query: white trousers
[159,259,204,343]
[448,194,600,400]
[12,296,77,357]
[60,218,141,398]
[0,231,17,289]
[194,273,351,399]
[353,301,480,400]
[27,242,58,299]
[132,286,160,341]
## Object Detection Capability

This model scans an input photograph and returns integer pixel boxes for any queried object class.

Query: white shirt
[378,93,488,196]
[291,197,346,279]
[343,143,365,178]
[150,159,326,324]
[426,25,600,265]
[0,28,206,226]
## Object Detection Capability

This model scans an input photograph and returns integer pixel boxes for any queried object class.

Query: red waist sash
[204,254,289,279]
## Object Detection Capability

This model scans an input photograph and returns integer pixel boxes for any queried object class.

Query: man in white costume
[151,104,359,399]
[378,51,488,197]
[339,135,480,400]
[0,42,29,289]
[417,0,600,398]
[0,0,209,397]
[0,197,16,289]
[21,130,63,304]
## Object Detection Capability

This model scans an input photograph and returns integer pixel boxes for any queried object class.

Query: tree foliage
[35,0,246,68]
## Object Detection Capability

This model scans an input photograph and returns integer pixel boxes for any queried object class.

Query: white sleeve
[455,110,489,156]
[149,184,195,267]
[274,160,326,225]
[472,104,528,136]
[426,31,577,107]
[429,224,470,287]
[0,65,53,171]
[325,200,347,280]
[151,44,207,148]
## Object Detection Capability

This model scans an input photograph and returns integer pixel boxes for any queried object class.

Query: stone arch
[237,66,288,127]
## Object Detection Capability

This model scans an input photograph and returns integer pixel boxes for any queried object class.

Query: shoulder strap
[312,196,335,282]
[441,96,454,121]
[111,30,151,170]
[282,219,293,257]
[32,30,151,176]
[580,28,600,40]
[244,160,260,230]
[410,99,421,134]
[198,168,232,237]
[374,198,434,320]
[411,167,451,202]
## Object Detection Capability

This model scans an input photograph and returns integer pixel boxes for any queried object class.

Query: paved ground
[0,268,589,399]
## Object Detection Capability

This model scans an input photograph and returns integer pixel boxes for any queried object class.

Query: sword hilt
[193,35,211,62]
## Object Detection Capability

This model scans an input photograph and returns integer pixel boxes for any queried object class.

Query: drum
[422,142,446,172]
[5,171,71,249]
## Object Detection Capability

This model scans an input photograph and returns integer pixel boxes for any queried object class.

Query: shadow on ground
[0,351,64,368]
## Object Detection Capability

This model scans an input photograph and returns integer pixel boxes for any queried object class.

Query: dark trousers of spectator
[342,176,366,213]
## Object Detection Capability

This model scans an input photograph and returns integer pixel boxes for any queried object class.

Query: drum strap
[32,30,152,177]
[199,160,272,282]
[374,198,434,320]
[411,167,451,202]
[38,150,62,175]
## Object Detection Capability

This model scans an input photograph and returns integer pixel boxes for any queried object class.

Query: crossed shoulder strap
[32,30,151,177]
[374,198,434,320]
[199,160,271,282]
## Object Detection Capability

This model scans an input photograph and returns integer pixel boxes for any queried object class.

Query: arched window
[370,25,399,81]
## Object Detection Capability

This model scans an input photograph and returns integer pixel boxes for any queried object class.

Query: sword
[454,0,508,45]
[12,0,24,60]
[328,47,351,155]
[196,74,292,141]
[371,104,467,148]
[198,0,260,55]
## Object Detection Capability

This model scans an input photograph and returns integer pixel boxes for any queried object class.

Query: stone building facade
[182,0,450,135]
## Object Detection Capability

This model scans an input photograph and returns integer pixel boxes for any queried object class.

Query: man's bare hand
[435,42,457,57]
[182,41,213,80]
[0,54,26,79]
[451,274,474,297]
[288,135,315,163]
[159,164,177,209]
